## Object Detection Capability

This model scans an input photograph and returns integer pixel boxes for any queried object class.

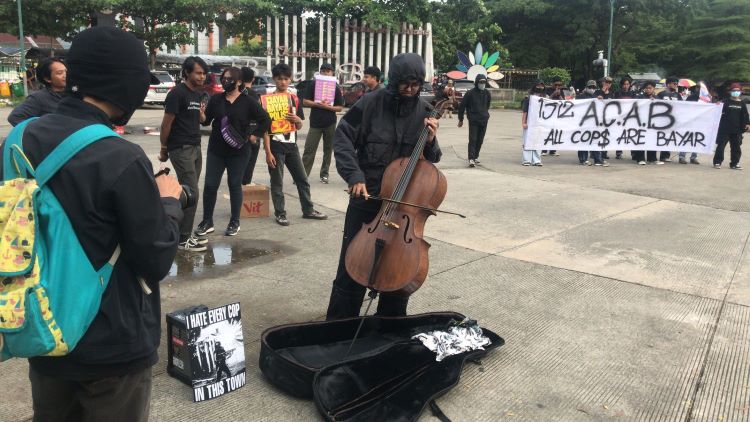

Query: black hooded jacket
[334,53,442,211]
[457,75,491,124]
[7,88,64,126]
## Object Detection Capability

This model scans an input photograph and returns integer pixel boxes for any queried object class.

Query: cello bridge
[384,221,400,230]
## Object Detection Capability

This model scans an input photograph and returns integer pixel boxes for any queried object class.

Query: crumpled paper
[412,318,491,361]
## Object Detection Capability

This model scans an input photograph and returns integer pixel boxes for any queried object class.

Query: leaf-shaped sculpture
[457,51,472,68]
[486,65,499,72]
[457,64,468,72]
[468,52,475,65]
[481,52,489,66]
[475,43,483,63]
[485,52,500,68]
[488,71,504,80]
[487,79,499,89]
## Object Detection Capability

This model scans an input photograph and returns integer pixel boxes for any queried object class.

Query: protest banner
[261,92,295,134]
[314,74,338,104]
[524,98,722,153]
[166,303,246,402]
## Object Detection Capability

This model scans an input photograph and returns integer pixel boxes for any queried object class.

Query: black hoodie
[334,53,442,211]
[458,74,491,124]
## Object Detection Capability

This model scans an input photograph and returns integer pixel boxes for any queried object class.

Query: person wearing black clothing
[214,342,232,381]
[1,27,183,422]
[326,53,441,320]
[541,76,565,156]
[194,67,271,238]
[302,63,345,184]
[595,76,615,160]
[614,77,637,160]
[656,77,682,162]
[577,80,604,165]
[713,83,749,170]
[159,56,208,252]
[635,81,663,165]
[363,66,382,92]
[458,74,491,167]
[8,57,67,126]
[240,66,262,185]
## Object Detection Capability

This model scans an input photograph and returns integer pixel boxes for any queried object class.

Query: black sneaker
[275,215,290,226]
[225,220,240,236]
[303,210,328,220]
[178,236,207,252]
[194,220,214,236]
[194,235,208,245]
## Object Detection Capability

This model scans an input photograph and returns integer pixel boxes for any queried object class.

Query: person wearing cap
[713,82,749,170]
[8,57,67,126]
[656,77,682,162]
[0,27,183,421]
[327,53,441,319]
[159,56,209,251]
[635,81,663,165]
[521,79,545,166]
[458,73,492,167]
[542,76,565,157]
[362,66,382,93]
[301,63,344,184]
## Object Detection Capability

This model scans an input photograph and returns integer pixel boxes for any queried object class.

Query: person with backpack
[193,67,270,238]
[0,27,183,422]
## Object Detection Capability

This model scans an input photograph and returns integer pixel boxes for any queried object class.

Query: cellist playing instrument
[326,53,442,320]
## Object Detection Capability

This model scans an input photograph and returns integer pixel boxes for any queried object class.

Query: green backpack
[0,118,122,360]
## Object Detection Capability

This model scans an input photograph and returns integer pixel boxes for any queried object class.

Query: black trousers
[660,151,671,161]
[241,141,260,185]
[202,147,252,224]
[29,366,152,422]
[326,203,410,320]
[468,121,488,160]
[713,133,742,167]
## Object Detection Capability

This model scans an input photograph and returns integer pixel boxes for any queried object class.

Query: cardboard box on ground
[241,183,270,218]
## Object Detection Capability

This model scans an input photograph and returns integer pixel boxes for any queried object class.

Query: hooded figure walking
[326,53,441,320]
[458,74,492,167]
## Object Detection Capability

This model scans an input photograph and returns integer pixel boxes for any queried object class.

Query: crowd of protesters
[520,76,748,170]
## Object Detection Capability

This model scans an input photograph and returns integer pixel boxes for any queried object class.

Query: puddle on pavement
[166,240,290,279]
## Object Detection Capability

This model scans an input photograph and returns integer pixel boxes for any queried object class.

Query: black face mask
[222,79,236,92]
[533,87,544,93]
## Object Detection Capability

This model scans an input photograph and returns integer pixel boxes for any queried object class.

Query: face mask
[222,79,236,92]
[585,88,595,94]
[533,87,544,93]
[478,83,486,90]
[731,91,741,98]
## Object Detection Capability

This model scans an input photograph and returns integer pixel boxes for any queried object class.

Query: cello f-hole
[402,215,413,243]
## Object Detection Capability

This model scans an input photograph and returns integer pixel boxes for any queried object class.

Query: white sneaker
[178,236,207,252]
[714,164,721,169]
[522,162,531,166]
[541,152,547,156]
[469,159,475,168]
[638,161,646,165]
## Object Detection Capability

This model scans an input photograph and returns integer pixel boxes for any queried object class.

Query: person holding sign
[262,63,328,226]
[656,77,682,162]
[713,83,749,170]
[576,80,604,166]
[302,63,344,184]
[635,81,663,165]
[521,80,546,166]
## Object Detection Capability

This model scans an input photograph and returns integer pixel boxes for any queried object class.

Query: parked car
[143,71,175,105]
[419,83,435,103]
[451,80,476,101]
[251,75,276,96]
[204,72,224,96]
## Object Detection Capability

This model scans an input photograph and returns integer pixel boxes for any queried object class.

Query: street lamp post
[607,0,615,77]
[16,0,27,97]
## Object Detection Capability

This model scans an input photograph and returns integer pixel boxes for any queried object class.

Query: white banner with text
[524,98,723,152]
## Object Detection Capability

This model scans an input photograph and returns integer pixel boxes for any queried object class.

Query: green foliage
[538,67,570,85]
[0,0,108,39]
[430,0,509,71]
[215,38,266,56]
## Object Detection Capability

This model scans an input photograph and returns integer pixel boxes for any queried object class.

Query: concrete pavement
[0,106,748,421]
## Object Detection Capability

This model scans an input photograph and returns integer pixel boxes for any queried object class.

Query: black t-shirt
[164,83,203,149]
[722,100,746,133]
[521,93,546,113]
[614,90,637,99]
[203,92,271,156]
[594,89,614,99]
[656,90,682,101]
[304,80,344,129]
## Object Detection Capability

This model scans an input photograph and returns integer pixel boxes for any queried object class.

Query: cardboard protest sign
[525,98,722,153]
[261,92,295,134]
[166,303,246,402]
[314,75,338,104]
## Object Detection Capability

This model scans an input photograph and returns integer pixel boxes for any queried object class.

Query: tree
[0,0,106,40]
[430,0,506,71]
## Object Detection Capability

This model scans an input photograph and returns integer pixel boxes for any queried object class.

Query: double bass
[344,99,453,296]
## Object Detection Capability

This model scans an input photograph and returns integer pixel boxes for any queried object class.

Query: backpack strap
[34,124,121,188]
[3,117,39,180]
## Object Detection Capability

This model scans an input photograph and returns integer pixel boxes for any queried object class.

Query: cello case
[259,312,504,421]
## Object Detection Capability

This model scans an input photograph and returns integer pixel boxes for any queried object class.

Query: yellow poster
[261,93,295,134]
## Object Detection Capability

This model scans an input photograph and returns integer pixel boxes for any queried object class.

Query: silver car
[144,71,176,105]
